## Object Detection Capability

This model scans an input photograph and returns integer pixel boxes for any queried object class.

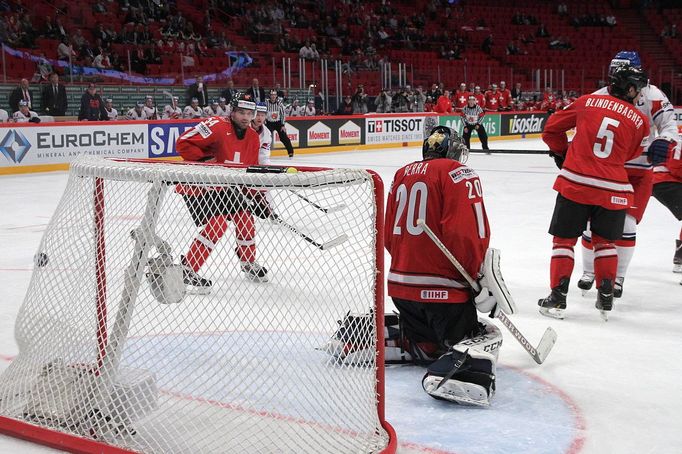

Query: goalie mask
[422,126,469,163]
[609,65,648,104]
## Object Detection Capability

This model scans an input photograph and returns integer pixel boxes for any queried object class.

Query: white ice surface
[1,138,680,453]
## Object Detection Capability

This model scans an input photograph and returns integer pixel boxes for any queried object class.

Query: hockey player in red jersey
[539,66,650,320]
[327,126,515,407]
[578,51,680,297]
[652,138,682,277]
[453,83,470,111]
[176,92,271,292]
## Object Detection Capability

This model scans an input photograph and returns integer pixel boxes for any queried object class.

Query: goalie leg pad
[455,318,503,361]
[422,347,496,407]
[479,248,517,315]
[324,311,375,365]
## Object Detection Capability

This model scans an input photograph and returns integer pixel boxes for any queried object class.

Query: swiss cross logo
[369,120,383,133]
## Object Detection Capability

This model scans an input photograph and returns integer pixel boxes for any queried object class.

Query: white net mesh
[0,156,390,453]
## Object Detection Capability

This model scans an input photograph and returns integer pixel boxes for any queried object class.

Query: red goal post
[0,156,396,454]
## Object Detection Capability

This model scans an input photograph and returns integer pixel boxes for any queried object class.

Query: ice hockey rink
[1,136,680,454]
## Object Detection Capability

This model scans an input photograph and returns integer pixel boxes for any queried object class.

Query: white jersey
[594,84,680,172]
[0,109,10,122]
[253,124,273,165]
[302,105,316,116]
[125,108,148,120]
[183,105,204,119]
[203,106,227,118]
[104,107,118,121]
[143,105,159,120]
[285,105,302,117]
[12,109,39,122]
[163,105,183,119]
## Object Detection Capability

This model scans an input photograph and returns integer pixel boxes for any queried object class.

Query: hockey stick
[417,219,557,365]
[289,190,347,214]
[271,214,348,250]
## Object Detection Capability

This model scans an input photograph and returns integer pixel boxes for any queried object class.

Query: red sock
[550,236,577,288]
[232,211,256,263]
[185,215,230,271]
[593,234,618,285]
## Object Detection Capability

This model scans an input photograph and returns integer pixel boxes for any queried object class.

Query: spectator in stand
[163,96,183,119]
[220,79,236,105]
[57,36,76,62]
[536,23,550,38]
[93,50,111,69]
[557,3,568,17]
[298,42,319,61]
[423,96,434,112]
[454,83,470,111]
[392,88,410,113]
[351,85,368,114]
[434,89,453,113]
[78,83,108,121]
[498,81,512,111]
[413,86,426,112]
[35,52,53,82]
[103,98,118,120]
[511,82,523,101]
[13,100,40,123]
[126,101,148,120]
[9,78,34,112]
[40,73,68,116]
[303,98,316,116]
[284,99,302,117]
[426,83,442,101]
[183,97,204,119]
[186,75,209,107]
[336,95,354,115]
[484,84,501,111]
[506,40,520,55]
[472,86,486,108]
[481,34,493,54]
[131,46,147,74]
[246,78,266,103]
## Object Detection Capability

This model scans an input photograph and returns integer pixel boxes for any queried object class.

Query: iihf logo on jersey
[0,129,31,164]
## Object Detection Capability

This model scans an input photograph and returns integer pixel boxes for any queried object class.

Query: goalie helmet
[422,126,469,163]
[609,65,648,103]
[609,50,642,75]
[230,92,256,111]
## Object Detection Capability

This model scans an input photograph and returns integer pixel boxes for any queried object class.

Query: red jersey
[453,90,470,110]
[654,146,682,184]
[498,88,512,109]
[176,116,260,196]
[542,94,649,210]
[434,95,453,113]
[385,158,490,304]
[177,116,260,164]
[473,92,486,109]
[484,90,500,111]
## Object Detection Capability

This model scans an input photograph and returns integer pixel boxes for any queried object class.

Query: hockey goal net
[0,156,395,453]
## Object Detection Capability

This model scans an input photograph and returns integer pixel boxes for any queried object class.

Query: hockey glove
[28,117,41,123]
[249,192,273,219]
[647,138,675,166]
[549,151,564,170]
[474,284,500,318]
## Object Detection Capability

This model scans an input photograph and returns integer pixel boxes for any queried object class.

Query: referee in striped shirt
[265,89,295,157]
[461,95,490,152]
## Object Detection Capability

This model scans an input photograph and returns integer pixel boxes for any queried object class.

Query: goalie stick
[289,190,347,214]
[417,219,557,365]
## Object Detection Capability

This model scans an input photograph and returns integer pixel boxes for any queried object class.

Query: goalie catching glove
[474,248,517,317]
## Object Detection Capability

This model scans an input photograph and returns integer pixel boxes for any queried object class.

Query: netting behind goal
[0,156,395,454]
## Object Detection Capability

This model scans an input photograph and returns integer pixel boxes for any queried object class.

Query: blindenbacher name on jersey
[585,97,645,130]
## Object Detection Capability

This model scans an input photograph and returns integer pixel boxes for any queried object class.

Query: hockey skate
[181,256,212,295]
[613,276,624,298]
[240,261,269,283]
[577,272,594,295]
[323,311,374,365]
[595,279,614,321]
[674,240,682,273]
[538,278,569,319]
